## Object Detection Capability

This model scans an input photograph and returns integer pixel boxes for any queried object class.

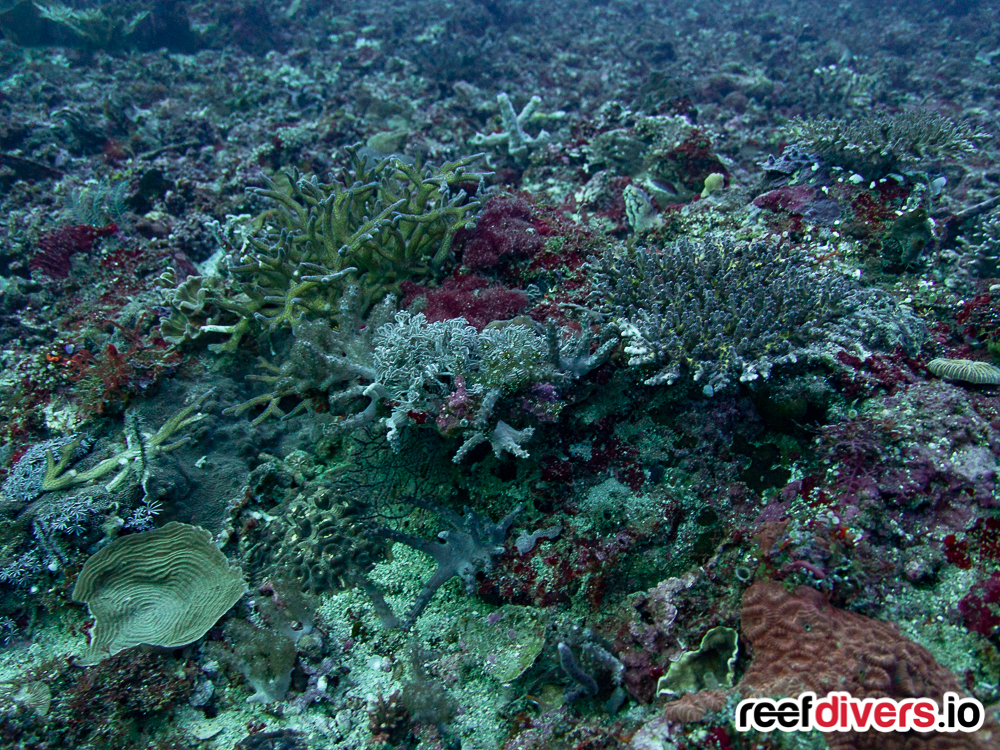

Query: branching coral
[228,290,616,461]
[371,499,521,630]
[786,109,989,177]
[471,93,554,159]
[957,208,1000,278]
[0,389,212,510]
[223,287,393,426]
[591,235,919,393]
[220,147,488,351]
[372,313,615,461]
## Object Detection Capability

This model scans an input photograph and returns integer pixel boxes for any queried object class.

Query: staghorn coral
[786,110,989,178]
[0,436,93,511]
[470,92,554,159]
[374,313,613,461]
[221,147,488,350]
[372,310,480,447]
[662,580,999,749]
[228,294,614,461]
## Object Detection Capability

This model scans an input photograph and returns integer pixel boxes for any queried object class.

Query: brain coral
[73,522,246,665]
[243,483,385,594]
[662,580,998,749]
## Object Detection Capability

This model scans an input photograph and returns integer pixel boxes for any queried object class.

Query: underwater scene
[1,0,1000,748]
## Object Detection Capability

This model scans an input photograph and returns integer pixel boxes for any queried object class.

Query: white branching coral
[471,92,556,159]
[228,286,617,461]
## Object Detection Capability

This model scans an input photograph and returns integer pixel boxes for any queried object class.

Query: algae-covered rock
[467,605,548,683]
[73,521,246,665]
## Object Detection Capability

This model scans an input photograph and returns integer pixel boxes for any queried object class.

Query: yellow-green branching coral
[227,147,489,340]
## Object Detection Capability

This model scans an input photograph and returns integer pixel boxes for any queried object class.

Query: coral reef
[372,499,521,630]
[471,93,556,159]
[592,236,917,392]
[2,0,1000,747]
[786,110,989,178]
[218,148,488,351]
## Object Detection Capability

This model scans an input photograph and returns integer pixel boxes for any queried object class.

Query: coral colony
[1,0,1000,749]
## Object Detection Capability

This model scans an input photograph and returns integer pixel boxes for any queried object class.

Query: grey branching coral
[786,109,989,177]
[591,236,918,393]
[471,92,555,159]
[372,314,616,460]
[224,286,393,426]
[371,499,521,630]
[216,147,488,352]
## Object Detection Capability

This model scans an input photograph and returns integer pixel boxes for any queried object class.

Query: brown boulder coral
[660,580,998,749]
